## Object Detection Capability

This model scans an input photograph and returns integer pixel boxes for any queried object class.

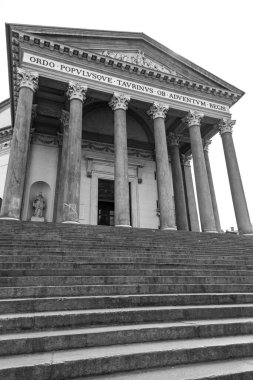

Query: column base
[115,224,132,228]
[0,217,20,221]
[62,221,80,224]
[162,227,177,231]
[203,230,218,233]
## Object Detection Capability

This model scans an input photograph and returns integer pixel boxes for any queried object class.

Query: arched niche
[27,181,51,222]
[82,103,153,145]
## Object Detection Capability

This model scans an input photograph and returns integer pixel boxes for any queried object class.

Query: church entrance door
[98,179,114,226]
[97,178,132,226]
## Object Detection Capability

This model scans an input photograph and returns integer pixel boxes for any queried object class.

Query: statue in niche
[32,192,46,218]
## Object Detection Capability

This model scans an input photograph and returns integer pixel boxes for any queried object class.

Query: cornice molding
[10,30,241,105]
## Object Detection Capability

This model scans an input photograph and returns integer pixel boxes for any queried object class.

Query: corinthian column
[147,103,176,230]
[167,133,188,230]
[62,82,87,223]
[109,93,131,227]
[203,140,221,232]
[184,110,216,232]
[181,155,200,232]
[218,119,252,234]
[0,68,39,220]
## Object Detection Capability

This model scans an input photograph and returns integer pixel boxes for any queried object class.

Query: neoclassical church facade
[0,23,252,234]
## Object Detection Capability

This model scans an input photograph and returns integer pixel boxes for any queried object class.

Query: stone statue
[32,192,46,218]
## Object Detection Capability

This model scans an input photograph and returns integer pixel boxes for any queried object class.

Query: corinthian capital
[181,154,192,167]
[67,81,87,102]
[217,118,236,135]
[17,67,39,92]
[167,132,180,146]
[60,110,70,132]
[203,139,212,152]
[184,110,204,128]
[109,92,131,111]
[147,102,169,120]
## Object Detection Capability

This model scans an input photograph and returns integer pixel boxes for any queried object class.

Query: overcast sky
[0,0,252,230]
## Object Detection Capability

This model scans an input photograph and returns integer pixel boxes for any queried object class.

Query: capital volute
[60,110,70,133]
[203,139,212,152]
[184,110,204,128]
[217,118,236,135]
[17,67,39,93]
[67,81,87,102]
[108,92,131,111]
[181,154,192,167]
[167,132,180,146]
[147,102,169,120]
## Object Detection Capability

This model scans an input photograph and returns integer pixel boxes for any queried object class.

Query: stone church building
[0,23,252,234]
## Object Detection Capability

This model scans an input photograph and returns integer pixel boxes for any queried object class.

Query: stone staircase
[0,221,253,379]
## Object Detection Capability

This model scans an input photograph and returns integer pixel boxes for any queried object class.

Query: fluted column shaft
[182,156,200,232]
[203,140,221,232]
[62,82,87,223]
[218,119,252,234]
[185,111,216,232]
[109,93,131,227]
[148,103,176,230]
[168,134,188,230]
[0,68,38,219]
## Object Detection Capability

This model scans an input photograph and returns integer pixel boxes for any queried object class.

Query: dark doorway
[97,179,132,226]
[98,179,114,226]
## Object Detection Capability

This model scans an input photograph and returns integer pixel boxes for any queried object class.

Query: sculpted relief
[99,50,179,76]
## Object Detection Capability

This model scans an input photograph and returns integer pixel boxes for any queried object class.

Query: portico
[0,24,251,234]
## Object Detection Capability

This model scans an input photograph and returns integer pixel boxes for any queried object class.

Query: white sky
[0,0,252,231]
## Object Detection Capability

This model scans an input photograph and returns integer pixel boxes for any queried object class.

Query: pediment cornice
[10,30,242,100]
[6,24,244,124]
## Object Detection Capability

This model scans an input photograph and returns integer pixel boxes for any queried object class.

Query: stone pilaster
[109,92,131,227]
[0,68,39,220]
[62,81,87,223]
[218,118,252,234]
[56,110,70,222]
[181,155,200,232]
[203,140,221,232]
[167,133,188,230]
[184,110,216,232]
[147,102,176,230]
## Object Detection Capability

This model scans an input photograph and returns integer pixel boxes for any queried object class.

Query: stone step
[0,268,252,285]
[2,243,252,254]
[1,304,253,333]
[1,262,253,276]
[2,251,253,261]
[0,274,253,285]
[0,258,252,269]
[1,335,253,379]
[0,284,253,298]
[81,357,253,380]
[1,293,253,313]
[0,318,252,356]
[0,269,253,288]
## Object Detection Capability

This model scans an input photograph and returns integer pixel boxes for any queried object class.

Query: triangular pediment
[6,23,244,98]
